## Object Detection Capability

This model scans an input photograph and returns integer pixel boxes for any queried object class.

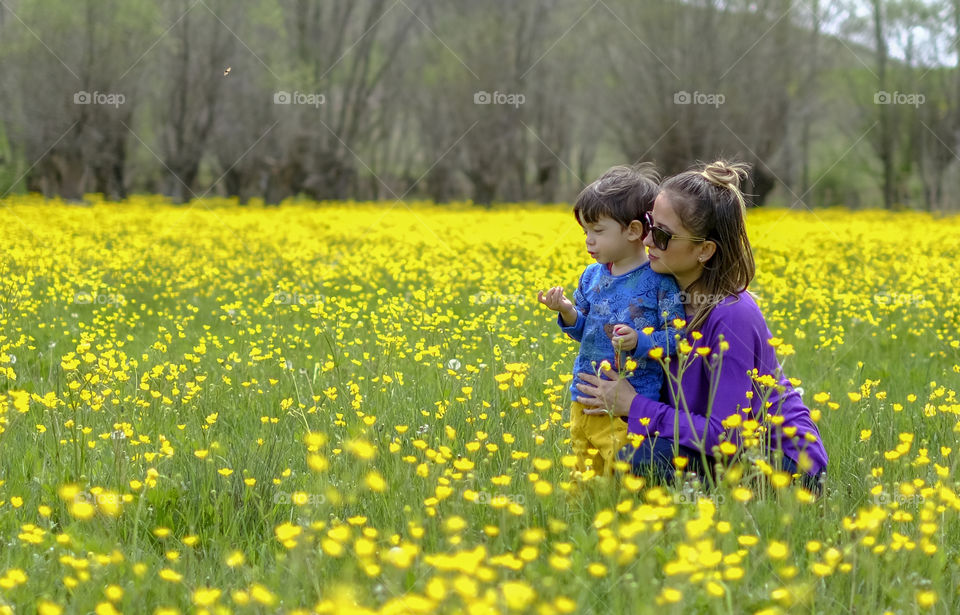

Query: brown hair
[659,160,755,331]
[573,163,660,231]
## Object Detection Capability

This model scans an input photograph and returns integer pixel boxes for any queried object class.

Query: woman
[575,160,828,492]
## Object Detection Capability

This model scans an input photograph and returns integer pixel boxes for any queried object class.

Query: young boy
[538,165,684,476]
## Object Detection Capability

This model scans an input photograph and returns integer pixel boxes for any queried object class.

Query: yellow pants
[569,401,628,476]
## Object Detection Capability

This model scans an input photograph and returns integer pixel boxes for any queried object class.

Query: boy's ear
[626,219,645,240]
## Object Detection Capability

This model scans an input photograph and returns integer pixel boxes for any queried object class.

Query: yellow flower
[38,602,63,615]
[346,439,376,460]
[766,541,789,560]
[532,458,552,471]
[304,431,328,449]
[657,587,682,604]
[770,471,791,489]
[275,522,302,548]
[365,471,387,492]
[158,568,182,582]
[916,590,938,609]
[501,581,536,611]
[193,588,222,607]
[69,500,95,520]
[249,583,277,606]
[96,492,121,516]
[307,454,329,472]
[226,550,246,567]
[534,481,553,496]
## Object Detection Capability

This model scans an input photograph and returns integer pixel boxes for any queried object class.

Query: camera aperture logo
[474,91,525,108]
[274,91,326,108]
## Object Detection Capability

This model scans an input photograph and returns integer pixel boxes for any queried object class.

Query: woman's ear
[698,240,718,263]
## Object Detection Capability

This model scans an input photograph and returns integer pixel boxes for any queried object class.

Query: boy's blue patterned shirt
[559,262,684,401]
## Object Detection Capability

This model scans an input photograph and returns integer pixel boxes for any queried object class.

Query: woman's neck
[680,279,713,315]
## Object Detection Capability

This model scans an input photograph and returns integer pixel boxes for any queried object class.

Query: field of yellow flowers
[0,194,959,614]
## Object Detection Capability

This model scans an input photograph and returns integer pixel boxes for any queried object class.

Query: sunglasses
[644,211,706,251]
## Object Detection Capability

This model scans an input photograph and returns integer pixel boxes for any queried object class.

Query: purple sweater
[627,291,828,476]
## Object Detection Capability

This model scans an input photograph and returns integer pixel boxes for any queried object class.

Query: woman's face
[643,192,709,289]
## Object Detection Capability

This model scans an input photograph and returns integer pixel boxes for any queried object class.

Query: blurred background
[0,0,957,209]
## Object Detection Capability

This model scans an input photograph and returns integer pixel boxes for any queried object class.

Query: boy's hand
[537,286,574,312]
[611,324,638,351]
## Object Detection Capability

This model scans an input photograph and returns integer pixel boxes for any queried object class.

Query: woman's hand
[576,365,637,418]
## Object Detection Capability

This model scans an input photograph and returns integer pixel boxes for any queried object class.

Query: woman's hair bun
[701,160,750,191]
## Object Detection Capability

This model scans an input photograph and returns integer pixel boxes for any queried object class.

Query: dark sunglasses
[644,211,706,251]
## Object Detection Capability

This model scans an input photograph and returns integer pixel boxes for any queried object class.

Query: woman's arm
[580,306,759,458]
[644,313,756,455]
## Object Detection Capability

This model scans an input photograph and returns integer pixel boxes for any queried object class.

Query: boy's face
[579,214,638,265]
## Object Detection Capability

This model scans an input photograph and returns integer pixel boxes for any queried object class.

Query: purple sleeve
[627,310,755,456]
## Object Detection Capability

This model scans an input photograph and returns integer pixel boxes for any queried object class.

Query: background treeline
[1,0,958,209]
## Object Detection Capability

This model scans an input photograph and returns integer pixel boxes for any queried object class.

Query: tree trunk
[872,0,895,209]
